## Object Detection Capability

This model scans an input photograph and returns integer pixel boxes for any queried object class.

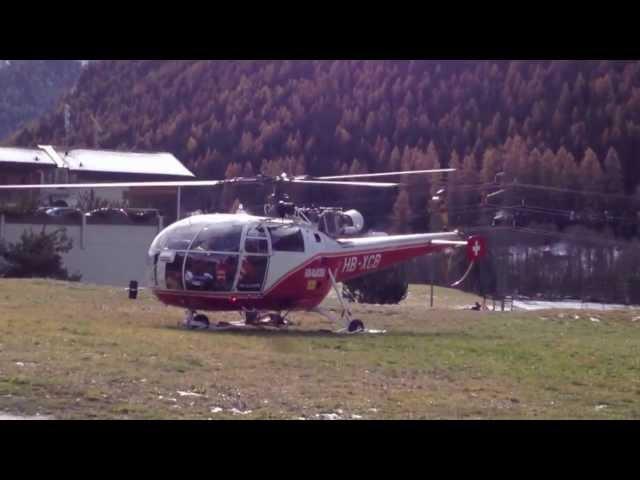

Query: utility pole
[64,104,72,146]
[429,259,435,308]
[90,112,102,148]
[176,186,182,221]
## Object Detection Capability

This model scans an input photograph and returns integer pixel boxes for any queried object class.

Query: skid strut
[325,268,364,333]
[184,310,195,328]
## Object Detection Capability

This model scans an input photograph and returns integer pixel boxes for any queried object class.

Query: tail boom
[327,231,465,282]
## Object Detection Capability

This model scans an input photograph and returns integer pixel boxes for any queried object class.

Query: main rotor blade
[0,180,226,189]
[317,168,456,180]
[293,179,399,188]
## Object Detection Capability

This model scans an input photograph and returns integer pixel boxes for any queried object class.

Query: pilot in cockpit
[185,256,214,290]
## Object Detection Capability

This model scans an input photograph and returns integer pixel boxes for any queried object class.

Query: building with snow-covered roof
[1,145,193,183]
[0,145,194,211]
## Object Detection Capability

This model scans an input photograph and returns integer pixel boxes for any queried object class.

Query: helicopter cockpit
[148,215,305,293]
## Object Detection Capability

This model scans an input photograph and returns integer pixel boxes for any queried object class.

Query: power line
[508,182,635,201]
[444,181,637,201]
[467,225,640,249]
[445,202,639,224]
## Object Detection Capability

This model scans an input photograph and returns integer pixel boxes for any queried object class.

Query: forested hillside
[6,60,640,227]
[0,60,83,140]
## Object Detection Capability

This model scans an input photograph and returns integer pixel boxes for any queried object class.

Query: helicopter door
[184,223,243,292]
[157,250,187,290]
[237,225,270,292]
[264,225,306,290]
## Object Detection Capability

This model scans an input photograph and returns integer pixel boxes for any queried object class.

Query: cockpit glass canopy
[150,218,269,292]
[149,222,201,253]
[149,220,244,255]
[190,224,243,252]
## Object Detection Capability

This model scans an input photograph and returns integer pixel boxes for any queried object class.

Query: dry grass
[1,278,640,419]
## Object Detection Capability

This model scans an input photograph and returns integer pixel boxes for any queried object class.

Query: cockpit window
[246,225,267,237]
[268,226,305,252]
[151,223,201,253]
[190,224,243,252]
[245,237,269,254]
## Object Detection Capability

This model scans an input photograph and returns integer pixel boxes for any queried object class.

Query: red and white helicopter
[0,169,486,333]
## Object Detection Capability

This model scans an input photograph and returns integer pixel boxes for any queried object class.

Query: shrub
[0,227,81,280]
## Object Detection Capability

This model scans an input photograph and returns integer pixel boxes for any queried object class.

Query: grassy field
[1,279,640,419]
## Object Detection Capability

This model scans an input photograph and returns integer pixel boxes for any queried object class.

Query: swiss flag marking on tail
[466,236,486,261]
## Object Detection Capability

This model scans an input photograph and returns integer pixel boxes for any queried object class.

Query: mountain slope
[5,60,640,230]
[0,60,83,140]
[7,60,640,187]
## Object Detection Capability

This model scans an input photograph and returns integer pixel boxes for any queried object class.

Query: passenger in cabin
[212,255,237,291]
[185,256,215,290]
[166,270,182,290]
[185,268,214,290]
[238,257,259,289]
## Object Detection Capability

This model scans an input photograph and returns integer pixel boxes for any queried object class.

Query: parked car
[85,208,130,222]
[35,206,83,219]
[125,208,160,223]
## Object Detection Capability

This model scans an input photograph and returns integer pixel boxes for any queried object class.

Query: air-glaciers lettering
[304,268,326,278]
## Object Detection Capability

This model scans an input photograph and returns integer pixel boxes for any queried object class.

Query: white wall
[0,217,162,286]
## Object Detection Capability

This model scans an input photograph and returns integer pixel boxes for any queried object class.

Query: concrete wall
[0,215,163,286]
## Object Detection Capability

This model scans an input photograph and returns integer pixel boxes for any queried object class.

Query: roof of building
[0,146,56,167]
[57,148,194,177]
[0,145,194,177]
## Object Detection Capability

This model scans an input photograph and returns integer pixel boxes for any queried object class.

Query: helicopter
[0,168,486,333]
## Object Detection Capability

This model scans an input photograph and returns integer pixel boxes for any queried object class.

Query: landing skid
[181,309,385,334]
[183,310,290,331]
[183,268,382,334]
[310,307,364,334]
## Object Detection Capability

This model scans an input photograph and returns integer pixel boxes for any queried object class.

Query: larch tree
[480,147,502,184]
[348,158,365,175]
[602,146,624,194]
[426,140,440,170]
[540,148,556,186]
[390,188,413,233]
[242,161,255,177]
[503,135,527,182]
[525,148,543,185]
[389,145,401,171]
[556,147,581,190]
[579,147,603,191]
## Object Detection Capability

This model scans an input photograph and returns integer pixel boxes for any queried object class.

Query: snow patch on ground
[513,300,638,311]
[0,412,51,420]
[208,406,252,415]
[176,390,204,398]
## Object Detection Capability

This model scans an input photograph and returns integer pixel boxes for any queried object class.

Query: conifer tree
[557,147,581,190]
[540,148,556,186]
[602,146,623,194]
[389,146,401,171]
[481,147,502,183]
[390,189,413,233]
[579,148,603,191]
